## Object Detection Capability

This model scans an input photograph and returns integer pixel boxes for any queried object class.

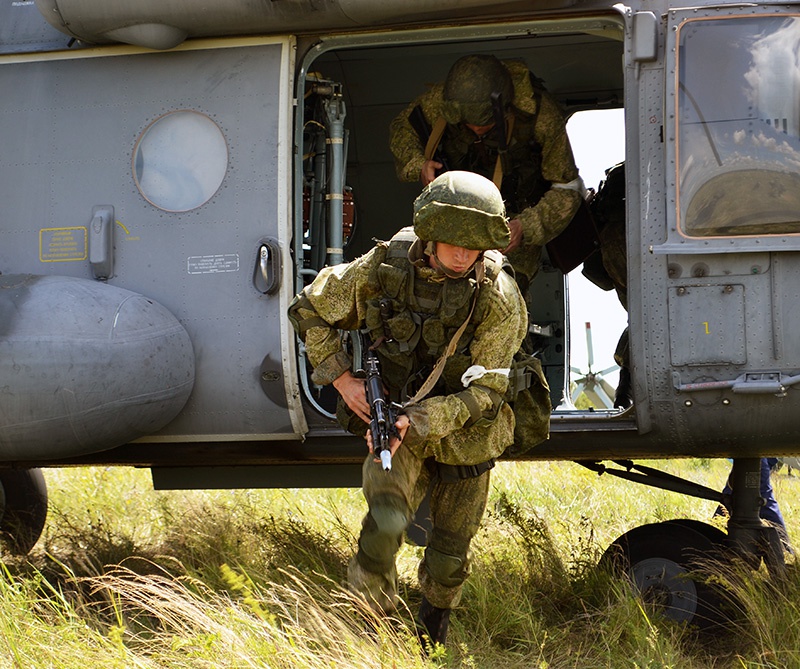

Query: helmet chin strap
[426,241,482,280]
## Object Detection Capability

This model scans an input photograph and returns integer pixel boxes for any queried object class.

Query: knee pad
[424,545,466,588]
[371,504,409,536]
[358,504,408,572]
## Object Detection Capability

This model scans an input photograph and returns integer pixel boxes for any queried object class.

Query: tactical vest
[364,227,502,404]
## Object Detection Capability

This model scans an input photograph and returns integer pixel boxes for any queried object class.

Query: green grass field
[1,458,799,668]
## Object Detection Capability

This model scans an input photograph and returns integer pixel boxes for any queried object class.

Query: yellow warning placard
[39,227,87,262]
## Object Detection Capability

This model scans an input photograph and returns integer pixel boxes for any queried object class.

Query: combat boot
[614,366,633,409]
[347,555,399,615]
[417,596,451,649]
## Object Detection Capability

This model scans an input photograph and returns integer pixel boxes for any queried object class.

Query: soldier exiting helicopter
[289,172,527,649]
[389,53,584,295]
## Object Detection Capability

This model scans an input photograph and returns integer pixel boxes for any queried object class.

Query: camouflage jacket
[389,59,582,279]
[289,234,527,466]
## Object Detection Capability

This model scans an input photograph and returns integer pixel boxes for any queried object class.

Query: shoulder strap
[491,112,516,189]
[424,117,448,163]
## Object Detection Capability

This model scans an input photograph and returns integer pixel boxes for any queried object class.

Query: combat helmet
[442,54,513,126]
[413,171,510,250]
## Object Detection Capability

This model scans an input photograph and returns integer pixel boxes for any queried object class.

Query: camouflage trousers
[348,443,490,612]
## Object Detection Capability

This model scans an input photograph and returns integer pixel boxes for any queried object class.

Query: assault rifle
[408,104,450,174]
[362,336,400,471]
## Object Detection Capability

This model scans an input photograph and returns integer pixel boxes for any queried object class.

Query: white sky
[565,108,627,387]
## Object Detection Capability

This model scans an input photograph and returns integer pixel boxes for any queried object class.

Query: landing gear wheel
[0,468,48,555]
[600,520,733,630]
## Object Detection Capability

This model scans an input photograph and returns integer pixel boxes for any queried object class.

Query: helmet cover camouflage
[442,54,514,126]
[413,171,510,250]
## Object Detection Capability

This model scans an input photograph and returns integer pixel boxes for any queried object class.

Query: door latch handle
[89,205,114,280]
[254,237,281,295]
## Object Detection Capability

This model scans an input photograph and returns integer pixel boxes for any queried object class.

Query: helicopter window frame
[659,9,800,254]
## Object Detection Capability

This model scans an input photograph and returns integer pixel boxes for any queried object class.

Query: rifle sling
[491,113,515,190]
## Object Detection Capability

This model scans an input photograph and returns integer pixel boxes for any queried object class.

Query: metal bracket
[673,370,800,397]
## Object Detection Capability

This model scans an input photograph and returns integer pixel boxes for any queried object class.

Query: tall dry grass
[0,459,796,668]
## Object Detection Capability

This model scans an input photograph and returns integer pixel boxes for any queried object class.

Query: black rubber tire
[600,520,735,631]
[0,468,48,555]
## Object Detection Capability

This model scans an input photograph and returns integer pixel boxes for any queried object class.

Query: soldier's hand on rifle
[367,413,409,460]
[332,370,370,423]
[420,160,443,186]
[504,218,524,253]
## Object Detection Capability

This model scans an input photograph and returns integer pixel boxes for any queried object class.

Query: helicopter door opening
[564,108,627,411]
[293,17,627,427]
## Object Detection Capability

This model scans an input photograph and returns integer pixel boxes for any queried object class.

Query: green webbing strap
[295,315,328,337]
[508,363,533,396]
[436,458,496,483]
[456,390,483,428]
[288,293,329,338]
[457,386,505,428]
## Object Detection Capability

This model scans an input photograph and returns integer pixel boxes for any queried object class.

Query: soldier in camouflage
[288,171,527,648]
[390,53,583,290]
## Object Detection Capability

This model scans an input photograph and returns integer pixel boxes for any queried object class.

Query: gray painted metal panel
[640,7,800,451]
[773,253,800,365]
[0,1,69,53]
[668,285,746,366]
[0,41,298,443]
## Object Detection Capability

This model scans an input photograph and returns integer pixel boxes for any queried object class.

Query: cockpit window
[677,16,800,238]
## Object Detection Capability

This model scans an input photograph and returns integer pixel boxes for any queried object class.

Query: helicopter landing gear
[600,519,733,629]
[724,457,788,576]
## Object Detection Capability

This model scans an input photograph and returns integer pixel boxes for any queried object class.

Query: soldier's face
[465,122,495,138]
[431,242,481,274]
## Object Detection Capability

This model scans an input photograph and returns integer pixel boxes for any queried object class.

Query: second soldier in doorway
[389,53,583,293]
[288,171,527,649]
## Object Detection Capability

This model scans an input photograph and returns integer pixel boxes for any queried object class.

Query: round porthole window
[133,110,228,212]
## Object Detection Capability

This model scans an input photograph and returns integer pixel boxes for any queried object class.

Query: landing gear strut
[725,458,786,576]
